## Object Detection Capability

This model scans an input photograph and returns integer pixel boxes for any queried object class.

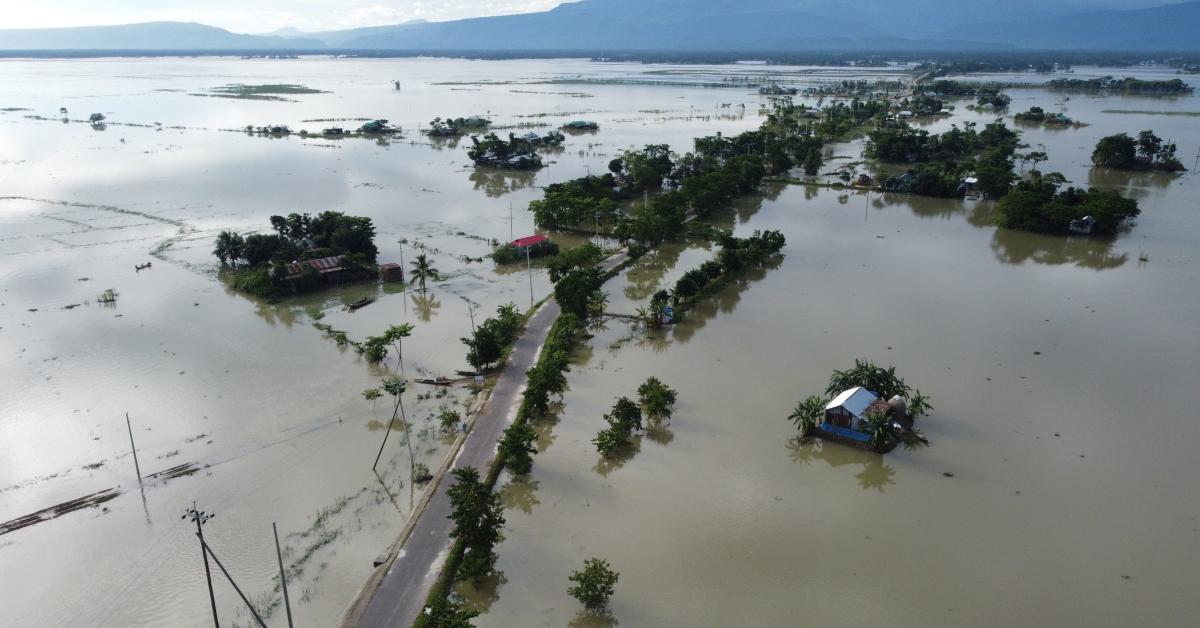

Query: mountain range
[0,0,1197,52]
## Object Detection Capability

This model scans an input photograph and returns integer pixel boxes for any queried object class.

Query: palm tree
[410,254,439,292]
[908,390,933,417]
[862,410,899,453]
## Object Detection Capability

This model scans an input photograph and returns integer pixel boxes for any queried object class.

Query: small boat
[135,262,152,271]
[414,377,457,386]
[347,297,375,311]
[455,369,478,377]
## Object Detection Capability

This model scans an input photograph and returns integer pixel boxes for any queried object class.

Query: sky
[1,0,570,33]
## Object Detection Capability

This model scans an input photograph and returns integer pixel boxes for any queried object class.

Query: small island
[213,211,379,298]
[995,170,1140,236]
[1013,106,1079,126]
[468,131,563,169]
[1047,76,1192,94]
[789,360,931,453]
[561,120,600,132]
[1092,130,1186,173]
[427,115,492,137]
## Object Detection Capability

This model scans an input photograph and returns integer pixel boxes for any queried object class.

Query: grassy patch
[193,83,327,101]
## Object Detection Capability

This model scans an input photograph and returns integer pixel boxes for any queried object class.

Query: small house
[1068,215,1096,234]
[823,386,879,431]
[563,120,599,131]
[512,235,549,250]
[885,171,917,192]
[283,255,350,283]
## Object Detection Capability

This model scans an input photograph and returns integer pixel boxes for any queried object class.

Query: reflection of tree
[668,257,781,346]
[469,167,537,198]
[499,477,541,514]
[786,438,897,493]
[568,609,618,628]
[1087,166,1173,201]
[991,228,1127,270]
[593,436,641,478]
[623,243,685,301]
[456,571,507,614]
[645,423,674,446]
[533,404,562,452]
[411,292,441,322]
[427,134,462,150]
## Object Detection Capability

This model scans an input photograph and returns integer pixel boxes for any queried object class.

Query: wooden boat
[347,297,375,311]
[134,262,152,271]
[414,377,457,386]
[454,369,478,377]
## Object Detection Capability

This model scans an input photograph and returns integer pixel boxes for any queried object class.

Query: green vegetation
[568,558,619,611]
[496,422,537,475]
[667,230,786,315]
[214,211,378,299]
[428,116,491,136]
[467,132,561,169]
[553,267,605,319]
[422,596,477,627]
[1047,76,1192,94]
[871,121,1020,199]
[637,377,677,422]
[1091,131,1185,172]
[88,113,105,123]
[357,323,414,366]
[491,239,558,265]
[593,397,643,458]
[996,170,1141,236]
[461,303,523,371]
[199,83,326,101]
[446,466,505,585]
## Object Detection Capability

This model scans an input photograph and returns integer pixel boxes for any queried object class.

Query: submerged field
[0,57,1198,627]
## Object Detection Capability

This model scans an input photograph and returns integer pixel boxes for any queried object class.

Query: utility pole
[125,412,141,484]
[273,523,294,628]
[183,503,219,628]
[526,246,534,310]
[508,201,513,242]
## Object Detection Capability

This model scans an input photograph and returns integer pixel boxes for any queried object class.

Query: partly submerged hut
[379,263,404,282]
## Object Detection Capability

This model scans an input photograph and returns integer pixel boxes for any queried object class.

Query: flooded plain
[1,57,1199,627]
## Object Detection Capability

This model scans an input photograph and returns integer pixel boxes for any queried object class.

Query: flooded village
[2,48,1200,628]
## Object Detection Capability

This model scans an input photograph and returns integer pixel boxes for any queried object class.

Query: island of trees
[428,116,492,137]
[467,131,563,169]
[995,170,1140,236]
[1091,130,1186,172]
[1047,76,1192,94]
[1013,106,1077,126]
[867,120,1020,198]
[212,211,378,298]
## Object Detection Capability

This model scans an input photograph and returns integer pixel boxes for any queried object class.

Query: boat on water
[414,377,457,386]
[347,297,375,311]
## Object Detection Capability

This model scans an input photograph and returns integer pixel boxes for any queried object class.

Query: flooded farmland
[1,57,1199,628]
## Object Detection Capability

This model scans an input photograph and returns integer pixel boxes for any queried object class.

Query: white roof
[825,386,878,419]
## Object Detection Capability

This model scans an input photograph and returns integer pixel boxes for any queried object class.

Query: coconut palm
[409,254,439,292]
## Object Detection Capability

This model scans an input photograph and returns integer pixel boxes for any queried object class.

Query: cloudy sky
[4,1,569,33]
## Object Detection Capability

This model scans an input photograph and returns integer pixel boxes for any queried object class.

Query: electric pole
[183,503,219,628]
[125,412,141,484]
[526,245,534,310]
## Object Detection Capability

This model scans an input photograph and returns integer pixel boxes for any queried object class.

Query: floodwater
[0,57,1197,627]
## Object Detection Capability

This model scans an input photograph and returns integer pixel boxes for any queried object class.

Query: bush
[568,558,619,611]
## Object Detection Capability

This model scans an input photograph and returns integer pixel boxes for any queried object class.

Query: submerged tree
[446,466,506,585]
[637,377,677,422]
[787,395,827,438]
[568,558,619,611]
[498,422,538,475]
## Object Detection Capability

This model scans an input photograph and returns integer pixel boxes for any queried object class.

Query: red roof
[512,235,548,248]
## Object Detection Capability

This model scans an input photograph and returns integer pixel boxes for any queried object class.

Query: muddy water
[468,83,1200,625]
[0,58,1196,627]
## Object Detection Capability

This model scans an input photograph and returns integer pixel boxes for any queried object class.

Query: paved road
[356,250,627,628]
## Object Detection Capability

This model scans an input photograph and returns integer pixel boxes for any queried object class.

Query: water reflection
[468,167,537,198]
[593,436,641,477]
[427,134,463,150]
[991,228,1128,269]
[568,609,619,628]
[667,257,782,346]
[1087,166,1175,199]
[411,292,442,322]
[644,422,675,446]
[499,477,541,515]
[456,571,507,614]
[787,438,897,492]
[623,244,686,301]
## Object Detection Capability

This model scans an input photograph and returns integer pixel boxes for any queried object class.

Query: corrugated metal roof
[285,255,347,277]
[825,386,879,419]
[512,235,548,248]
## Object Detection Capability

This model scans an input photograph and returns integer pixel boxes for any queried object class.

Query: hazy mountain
[0,21,323,51]
[954,1,1200,49]
[0,0,1195,52]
